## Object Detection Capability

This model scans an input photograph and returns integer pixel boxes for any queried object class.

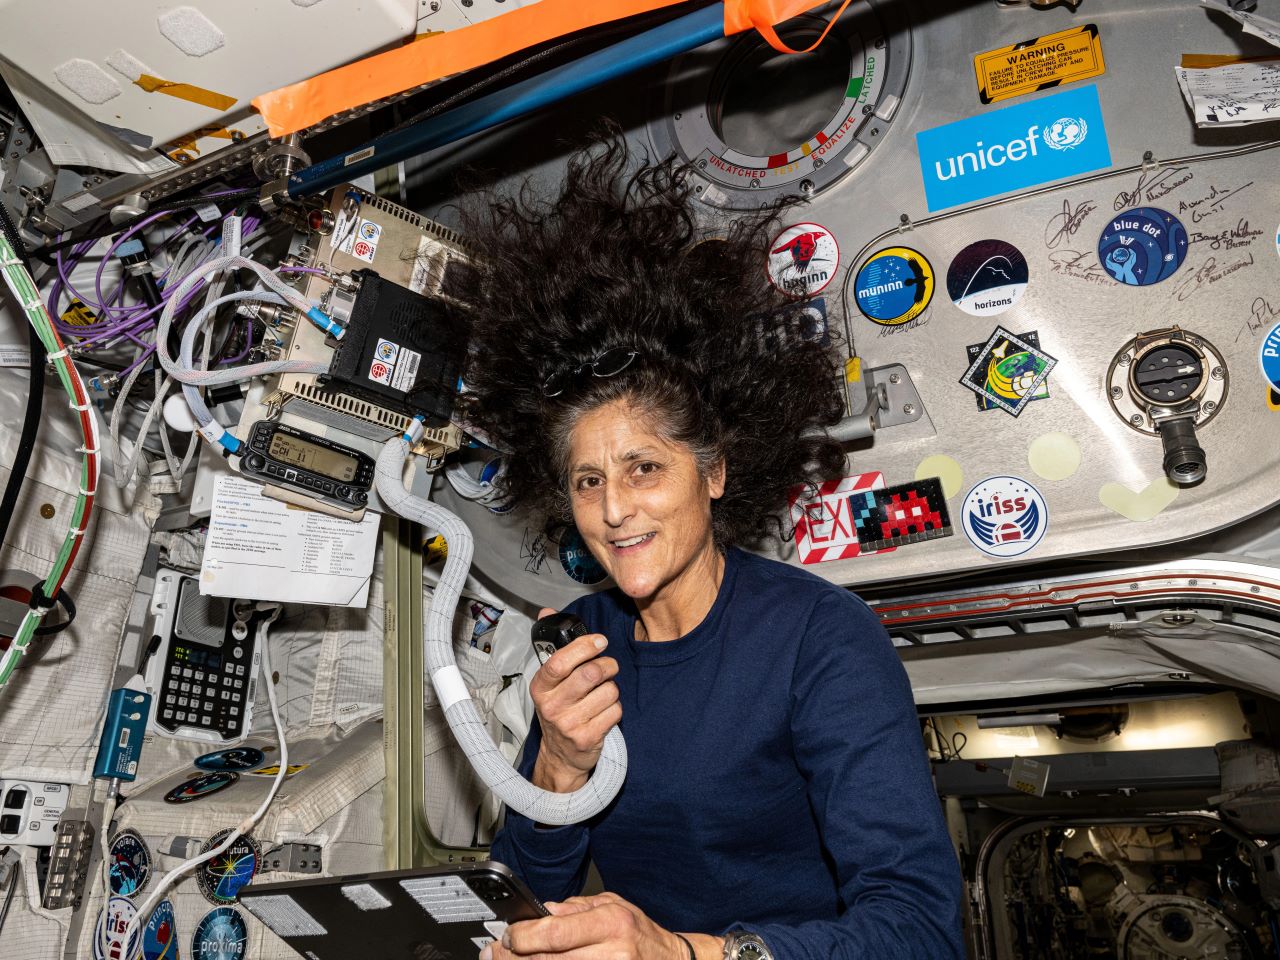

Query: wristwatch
[723,932,774,960]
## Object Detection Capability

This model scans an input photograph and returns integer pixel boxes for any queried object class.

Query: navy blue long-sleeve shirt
[490,547,964,959]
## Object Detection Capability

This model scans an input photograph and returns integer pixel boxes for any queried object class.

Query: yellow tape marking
[135,74,237,111]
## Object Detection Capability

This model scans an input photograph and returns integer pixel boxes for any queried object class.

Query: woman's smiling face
[566,399,723,601]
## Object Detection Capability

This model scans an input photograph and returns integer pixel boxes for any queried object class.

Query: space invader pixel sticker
[959,326,1056,417]
[846,478,953,552]
[788,472,891,564]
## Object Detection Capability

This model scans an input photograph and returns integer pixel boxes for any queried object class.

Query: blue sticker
[164,772,238,804]
[961,476,1049,558]
[195,748,266,772]
[109,829,151,897]
[144,899,182,960]
[1097,207,1188,286]
[916,84,1112,212]
[197,830,261,905]
[191,907,248,960]
[1262,321,1280,392]
[558,527,609,585]
[854,247,935,326]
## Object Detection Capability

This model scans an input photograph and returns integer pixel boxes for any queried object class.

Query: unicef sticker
[1097,207,1188,287]
[854,247,935,326]
[1043,115,1088,150]
[558,526,609,586]
[961,476,1048,559]
[766,222,839,298]
[946,240,1028,317]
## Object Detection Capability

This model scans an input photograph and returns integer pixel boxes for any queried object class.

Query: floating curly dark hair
[454,129,846,548]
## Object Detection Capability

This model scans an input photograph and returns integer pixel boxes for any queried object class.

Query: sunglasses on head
[542,347,640,398]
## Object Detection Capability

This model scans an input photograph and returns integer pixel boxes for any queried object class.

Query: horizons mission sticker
[1097,206,1188,286]
[960,326,1057,417]
[962,476,1049,559]
[947,240,1029,317]
[964,328,1053,414]
[766,222,839,298]
[854,247,935,326]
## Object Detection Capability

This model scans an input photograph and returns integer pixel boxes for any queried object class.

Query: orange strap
[723,0,856,54]
[253,0,838,137]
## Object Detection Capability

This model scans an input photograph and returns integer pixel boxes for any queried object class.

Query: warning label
[974,24,1105,105]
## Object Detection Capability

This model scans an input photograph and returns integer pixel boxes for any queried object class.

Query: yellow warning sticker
[974,24,1105,105]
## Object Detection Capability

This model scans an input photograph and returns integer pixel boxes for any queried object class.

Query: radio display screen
[268,432,358,482]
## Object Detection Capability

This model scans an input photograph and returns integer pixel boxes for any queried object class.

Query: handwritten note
[1202,0,1280,49]
[1174,59,1280,127]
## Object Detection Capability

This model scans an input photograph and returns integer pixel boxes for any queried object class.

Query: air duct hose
[375,425,627,825]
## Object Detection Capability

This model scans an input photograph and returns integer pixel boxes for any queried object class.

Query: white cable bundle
[376,430,626,825]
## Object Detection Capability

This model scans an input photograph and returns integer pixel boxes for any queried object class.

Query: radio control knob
[335,485,350,499]
[357,491,368,504]
[245,454,265,470]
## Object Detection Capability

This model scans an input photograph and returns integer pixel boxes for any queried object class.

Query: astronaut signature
[1047,248,1109,285]
[1043,199,1097,250]
[1170,253,1255,303]
[1238,297,1280,343]
[1112,166,1193,211]
[1177,181,1254,224]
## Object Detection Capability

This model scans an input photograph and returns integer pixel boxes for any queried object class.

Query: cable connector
[402,414,426,445]
[305,307,344,340]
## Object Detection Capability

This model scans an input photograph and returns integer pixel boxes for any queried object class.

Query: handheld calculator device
[142,569,270,744]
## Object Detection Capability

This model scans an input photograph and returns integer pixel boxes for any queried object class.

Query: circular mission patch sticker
[1097,206,1188,287]
[946,239,1028,316]
[854,247,935,325]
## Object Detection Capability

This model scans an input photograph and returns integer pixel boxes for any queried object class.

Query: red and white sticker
[788,471,891,564]
[340,217,382,264]
[368,359,393,385]
[767,222,839,298]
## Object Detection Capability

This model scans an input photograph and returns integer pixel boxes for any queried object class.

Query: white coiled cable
[376,430,627,825]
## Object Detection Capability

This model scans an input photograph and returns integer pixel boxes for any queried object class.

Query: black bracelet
[674,933,696,960]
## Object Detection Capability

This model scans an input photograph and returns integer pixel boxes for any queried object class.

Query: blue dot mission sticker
[1097,207,1188,286]
[961,476,1049,558]
[854,247,935,325]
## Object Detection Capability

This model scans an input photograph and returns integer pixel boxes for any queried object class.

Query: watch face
[739,945,767,960]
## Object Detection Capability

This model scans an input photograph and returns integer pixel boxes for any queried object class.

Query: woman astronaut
[458,134,965,960]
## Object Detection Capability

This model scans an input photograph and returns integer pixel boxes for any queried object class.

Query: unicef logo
[1043,116,1087,151]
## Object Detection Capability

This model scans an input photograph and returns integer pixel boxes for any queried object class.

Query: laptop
[239,861,547,959]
